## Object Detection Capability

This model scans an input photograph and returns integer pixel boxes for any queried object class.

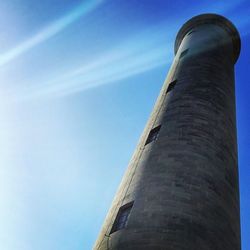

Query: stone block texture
[93,14,241,250]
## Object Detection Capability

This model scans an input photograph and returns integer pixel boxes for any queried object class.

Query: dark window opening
[187,30,195,36]
[180,49,189,58]
[166,79,177,93]
[145,125,161,145]
[110,202,134,234]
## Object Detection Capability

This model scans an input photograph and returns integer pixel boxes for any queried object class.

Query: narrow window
[166,79,177,93]
[145,125,161,145]
[187,30,195,36]
[180,49,189,58]
[110,202,134,234]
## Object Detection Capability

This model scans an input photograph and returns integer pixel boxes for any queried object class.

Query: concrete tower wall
[94,14,241,250]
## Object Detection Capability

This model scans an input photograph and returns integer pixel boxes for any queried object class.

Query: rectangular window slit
[180,49,189,58]
[166,79,177,93]
[145,125,161,145]
[187,30,195,36]
[110,202,134,234]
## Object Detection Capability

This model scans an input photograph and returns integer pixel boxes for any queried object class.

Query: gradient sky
[0,1,249,250]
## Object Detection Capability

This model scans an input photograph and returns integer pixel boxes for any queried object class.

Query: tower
[94,14,241,250]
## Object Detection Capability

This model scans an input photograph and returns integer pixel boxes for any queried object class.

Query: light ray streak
[0,0,103,67]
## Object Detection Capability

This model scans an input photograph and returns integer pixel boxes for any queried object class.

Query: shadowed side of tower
[93,14,241,250]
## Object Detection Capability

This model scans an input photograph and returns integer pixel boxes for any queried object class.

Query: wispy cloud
[0,0,103,67]
[8,0,250,101]
[42,46,170,97]
[12,24,173,101]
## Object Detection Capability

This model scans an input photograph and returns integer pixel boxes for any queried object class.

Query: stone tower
[94,14,241,250]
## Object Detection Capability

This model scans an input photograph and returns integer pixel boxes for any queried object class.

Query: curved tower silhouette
[94,14,241,250]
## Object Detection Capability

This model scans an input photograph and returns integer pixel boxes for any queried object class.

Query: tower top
[174,13,241,63]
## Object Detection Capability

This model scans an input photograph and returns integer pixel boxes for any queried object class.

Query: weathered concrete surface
[93,14,241,250]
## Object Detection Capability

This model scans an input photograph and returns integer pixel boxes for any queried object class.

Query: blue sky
[0,0,249,249]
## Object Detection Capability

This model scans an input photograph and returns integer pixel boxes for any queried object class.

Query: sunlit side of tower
[94,14,241,250]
